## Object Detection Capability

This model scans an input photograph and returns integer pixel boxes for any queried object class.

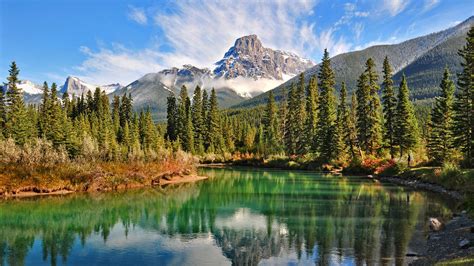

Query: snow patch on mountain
[61,76,122,96]
[17,80,43,95]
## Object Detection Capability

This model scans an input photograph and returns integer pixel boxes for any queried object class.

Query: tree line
[0,62,164,161]
[166,27,473,167]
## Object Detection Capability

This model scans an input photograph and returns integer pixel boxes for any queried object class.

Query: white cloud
[74,45,163,85]
[127,6,147,25]
[153,0,322,68]
[353,23,364,40]
[422,0,440,12]
[75,0,355,85]
[382,0,410,16]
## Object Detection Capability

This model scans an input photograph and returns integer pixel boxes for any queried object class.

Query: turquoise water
[0,167,453,265]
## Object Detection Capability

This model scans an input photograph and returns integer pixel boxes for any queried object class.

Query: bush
[440,162,466,189]
[376,160,408,177]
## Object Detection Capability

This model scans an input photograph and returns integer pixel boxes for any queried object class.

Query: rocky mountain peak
[214,34,313,80]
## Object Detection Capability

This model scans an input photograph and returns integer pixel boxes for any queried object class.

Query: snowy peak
[213,34,314,80]
[61,76,122,96]
[0,80,43,95]
[17,80,43,95]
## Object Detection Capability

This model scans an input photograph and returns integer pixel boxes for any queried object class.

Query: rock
[459,238,470,249]
[429,218,444,232]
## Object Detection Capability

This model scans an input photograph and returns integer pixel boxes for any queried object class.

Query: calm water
[0,167,454,266]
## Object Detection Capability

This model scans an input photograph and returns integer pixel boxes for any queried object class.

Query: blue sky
[0,0,472,86]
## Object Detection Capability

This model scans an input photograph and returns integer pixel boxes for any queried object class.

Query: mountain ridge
[235,16,474,108]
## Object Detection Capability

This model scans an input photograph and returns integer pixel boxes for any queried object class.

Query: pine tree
[191,86,205,154]
[38,81,51,137]
[207,88,223,153]
[395,75,419,162]
[263,91,279,155]
[177,85,194,152]
[49,83,65,146]
[428,67,456,164]
[348,94,360,159]
[165,94,178,141]
[284,83,298,155]
[0,85,5,139]
[316,49,338,162]
[365,58,383,154]
[303,76,318,153]
[5,62,30,145]
[296,73,307,154]
[336,82,349,159]
[382,56,397,158]
[201,89,210,149]
[452,26,474,166]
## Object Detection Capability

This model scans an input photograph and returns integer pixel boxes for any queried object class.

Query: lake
[0,167,454,265]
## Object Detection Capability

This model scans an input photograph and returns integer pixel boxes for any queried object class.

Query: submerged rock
[429,218,444,232]
[459,239,470,249]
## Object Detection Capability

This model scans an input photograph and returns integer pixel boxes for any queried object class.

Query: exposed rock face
[213,34,313,80]
[61,76,122,96]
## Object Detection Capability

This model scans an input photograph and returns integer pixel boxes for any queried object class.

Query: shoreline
[0,174,208,199]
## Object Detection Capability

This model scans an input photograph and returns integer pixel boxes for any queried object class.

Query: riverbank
[409,211,474,265]
[0,153,206,198]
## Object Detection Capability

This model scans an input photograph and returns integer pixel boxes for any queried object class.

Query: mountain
[236,16,474,108]
[115,35,313,119]
[214,34,313,80]
[110,71,246,120]
[60,76,122,96]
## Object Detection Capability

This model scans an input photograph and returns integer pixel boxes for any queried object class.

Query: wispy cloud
[75,45,163,85]
[382,0,410,16]
[75,0,356,85]
[422,0,440,12]
[153,0,323,68]
[127,6,147,25]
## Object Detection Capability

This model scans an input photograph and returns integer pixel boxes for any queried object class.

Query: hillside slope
[236,16,473,108]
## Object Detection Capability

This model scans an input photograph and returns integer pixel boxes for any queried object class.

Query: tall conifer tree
[428,67,455,164]
[395,75,419,161]
[382,56,397,158]
[452,26,474,166]
[316,49,338,162]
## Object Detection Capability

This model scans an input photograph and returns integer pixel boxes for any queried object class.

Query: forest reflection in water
[0,167,453,265]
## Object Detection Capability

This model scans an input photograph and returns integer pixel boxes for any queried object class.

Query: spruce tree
[177,85,194,152]
[382,56,397,158]
[201,89,210,149]
[263,91,279,155]
[5,61,30,145]
[365,58,383,154]
[39,81,51,137]
[296,73,307,154]
[165,94,178,143]
[284,83,298,155]
[452,26,474,166]
[316,49,338,162]
[304,76,318,153]
[428,67,456,164]
[348,94,360,158]
[207,88,222,153]
[395,75,419,162]
[191,86,205,154]
[336,82,350,159]
[49,83,65,146]
[0,85,5,139]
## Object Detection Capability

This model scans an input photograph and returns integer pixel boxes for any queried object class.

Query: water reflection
[0,167,452,265]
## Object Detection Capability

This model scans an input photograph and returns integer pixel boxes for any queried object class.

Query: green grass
[436,256,474,265]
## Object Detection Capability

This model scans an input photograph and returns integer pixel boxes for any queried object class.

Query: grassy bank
[0,139,198,196]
